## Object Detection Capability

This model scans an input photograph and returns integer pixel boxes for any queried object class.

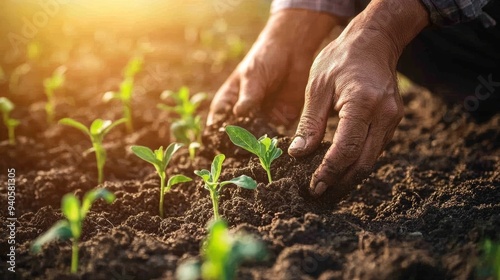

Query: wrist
[263,9,340,56]
[340,0,429,65]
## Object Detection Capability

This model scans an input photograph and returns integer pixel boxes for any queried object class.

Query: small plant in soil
[131,143,192,218]
[31,188,115,274]
[59,118,126,184]
[194,154,257,220]
[43,66,67,124]
[158,86,206,160]
[103,55,143,132]
[0,97,20,145]
[225,125,282,183]
[477,239,500,279]
[176,219,266,280]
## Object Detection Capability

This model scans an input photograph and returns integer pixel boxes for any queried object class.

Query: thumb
[233,75,266,117]
[288,81,334,158]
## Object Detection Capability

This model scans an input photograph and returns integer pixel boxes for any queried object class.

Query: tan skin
[208,0,430,198]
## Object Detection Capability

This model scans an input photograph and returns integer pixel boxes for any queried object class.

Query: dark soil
[1,18,499,280]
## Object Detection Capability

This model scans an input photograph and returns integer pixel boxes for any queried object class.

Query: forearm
[258,9,340,57]
[338,0,429,67]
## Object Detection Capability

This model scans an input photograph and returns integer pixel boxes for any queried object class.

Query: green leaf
[119,77,134,100]
[220,175,257,189]
[0,97,14,113]
[166,174,192,190]
[62,194,81,223]
[101,118,127,136]
[7,118,20,127]
[194,169,211,183]
[202,220,232,279]
[90,119,107,135]
[81,188,115,218]
[31,220,72,253]
[211,154,225,183]
[131,145,159,166]
[225,125,260,155]
[123,56,143,78]
[58,118,89,135]
[164,142,183,166]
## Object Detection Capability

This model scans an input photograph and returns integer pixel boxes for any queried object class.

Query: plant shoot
[0,97,20,145]
[194,154,257,220]
[59,118,126,184]
[131,143,192,218]
[158,86,206,160]
[31,188,115,274]
[225,125,282,183]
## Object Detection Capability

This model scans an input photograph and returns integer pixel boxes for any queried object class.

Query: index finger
[207,75,240,126]
[310,103,371,196]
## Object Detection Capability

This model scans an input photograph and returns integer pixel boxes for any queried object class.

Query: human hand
[288,0,429,198]
[207,9,340,127]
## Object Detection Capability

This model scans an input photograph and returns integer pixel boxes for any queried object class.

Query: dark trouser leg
[397,1,500,121]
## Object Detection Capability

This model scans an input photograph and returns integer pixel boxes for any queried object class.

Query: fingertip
[309,181,328,197]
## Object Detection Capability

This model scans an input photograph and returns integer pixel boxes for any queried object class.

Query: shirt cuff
[420,0,496,27]
[271,0,356,18]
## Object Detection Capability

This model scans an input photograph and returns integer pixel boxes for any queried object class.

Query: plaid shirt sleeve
[271,0,496,27]
[271,0,357,17]
[420,0,496,27]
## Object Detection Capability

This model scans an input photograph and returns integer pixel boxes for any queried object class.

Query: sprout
[103,55,143,132]
[176,219,267,280]
[31,188,115,274]
[158,86,206,160]
[194,154,256,220]
[43,66,67,124]
[225,125,282,183]
[0,97,20,145]
[131,143,192,218]
[59,118,126,184]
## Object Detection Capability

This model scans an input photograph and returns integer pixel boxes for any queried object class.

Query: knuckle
[297,112,325,137]
[336,138,364,160]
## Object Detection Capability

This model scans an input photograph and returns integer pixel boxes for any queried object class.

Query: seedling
[194,154,257,220]
[158,86,206,160]
[31,188,115,274]
[477,239,500,279]
[59,118,126,184]
[43,66,67,124]
[225,125,282,183]
[103,55,143,132]
[0,97,20,145]
[176,219,266,280]
[131,143,192,218]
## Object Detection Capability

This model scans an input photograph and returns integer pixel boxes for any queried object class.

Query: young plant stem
[210,190,220,221]
[124,102,133,132]
[8,126,15,145]
[93,142,105,184]
[71,239,78,274]
[159,172,166,218]
[266,168,272,183]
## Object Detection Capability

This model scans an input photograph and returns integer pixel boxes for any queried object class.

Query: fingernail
[311,182,328,196]
[289,136,305,151]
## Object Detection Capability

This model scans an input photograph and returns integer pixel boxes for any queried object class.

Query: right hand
[207,10,340,127]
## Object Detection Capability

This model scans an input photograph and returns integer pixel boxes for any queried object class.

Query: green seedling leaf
[211,154,225,184]
[166,175,192,192]
[220,175,257,189]
[131,145,158,165]
[62,194,81,222]
[225,125,260,154]
[225,125,282,183]
[0,97,14,113]
[31,220,72,253]
[58,118,89,135]
[194,169,211,182]
[164,142,184,167]
[81,188,115,218]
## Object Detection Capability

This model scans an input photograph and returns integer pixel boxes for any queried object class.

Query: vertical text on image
[6,168,17,273]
